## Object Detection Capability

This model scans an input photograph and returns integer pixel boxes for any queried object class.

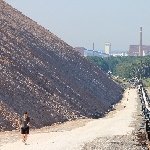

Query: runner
[18,112,30,144]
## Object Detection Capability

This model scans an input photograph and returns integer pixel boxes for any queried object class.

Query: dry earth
[0,88,145,150]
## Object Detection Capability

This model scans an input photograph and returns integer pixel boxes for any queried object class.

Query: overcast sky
[4,0,150,52]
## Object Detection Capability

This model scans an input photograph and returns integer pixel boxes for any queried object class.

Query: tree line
[87,56,150,79]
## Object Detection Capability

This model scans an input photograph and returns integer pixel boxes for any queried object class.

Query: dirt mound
[0,0,124,131]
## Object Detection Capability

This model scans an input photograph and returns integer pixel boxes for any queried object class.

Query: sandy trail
[0,89,138,150]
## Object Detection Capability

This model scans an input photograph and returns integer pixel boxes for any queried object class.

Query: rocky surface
[0,0,123,131]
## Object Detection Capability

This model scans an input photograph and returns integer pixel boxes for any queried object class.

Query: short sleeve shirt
[21,116,30,128]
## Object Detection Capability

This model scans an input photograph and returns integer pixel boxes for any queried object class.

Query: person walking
[18,112,30,144]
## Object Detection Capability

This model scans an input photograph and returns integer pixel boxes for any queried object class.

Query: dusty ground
[0,88,145,150]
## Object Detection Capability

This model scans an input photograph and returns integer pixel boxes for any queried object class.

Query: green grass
[113,76,150,88]
[142,78,150,87]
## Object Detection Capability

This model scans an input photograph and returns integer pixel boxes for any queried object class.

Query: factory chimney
[93,43,94,56]
[139,27,143,56]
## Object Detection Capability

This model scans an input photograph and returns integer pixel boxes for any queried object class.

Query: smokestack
[93,43,94,50]
[93,43,94,56]
[139,27,143,56]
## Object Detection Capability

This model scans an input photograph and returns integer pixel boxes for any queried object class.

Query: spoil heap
[0,0,123,131]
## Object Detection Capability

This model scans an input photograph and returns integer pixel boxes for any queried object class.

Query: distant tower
[105,42,111,54]
[93,43,94,50]
[93,43,94,56]
[139,27,143,56]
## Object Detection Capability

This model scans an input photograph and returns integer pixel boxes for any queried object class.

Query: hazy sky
[4,0,150,51]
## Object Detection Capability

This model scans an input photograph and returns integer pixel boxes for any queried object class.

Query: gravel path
[82,89,146,150]
[0,89,147,150]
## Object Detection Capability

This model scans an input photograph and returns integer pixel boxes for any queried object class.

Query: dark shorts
[21,127,29,134]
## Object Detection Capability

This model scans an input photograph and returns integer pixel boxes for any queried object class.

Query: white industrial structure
[105,42,111,54]
[84,50,109,58]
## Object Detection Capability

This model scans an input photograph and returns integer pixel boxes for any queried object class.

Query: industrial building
[105,42,111,54]
[111,52,128,57]
[74,47,85,56]
[75,47,110,58]
[84,50,109,58]
[128,27,150,56]
[129,45,150,56]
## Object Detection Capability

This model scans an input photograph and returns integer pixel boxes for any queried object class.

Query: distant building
[128,45,150,56]
[105,42,111,54]
[74,47,85,56]
[84,50,94,57]
[128,45,139,56]
[129,27,150,56]
[111,52,127,57]
[75,47,104,57]
[143,45,150,56]
[84,49,109,58]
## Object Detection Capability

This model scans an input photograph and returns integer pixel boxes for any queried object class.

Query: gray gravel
[81,93,148,150]
[82,135,139,150]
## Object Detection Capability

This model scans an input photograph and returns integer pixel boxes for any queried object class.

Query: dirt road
[0,89,140,150]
